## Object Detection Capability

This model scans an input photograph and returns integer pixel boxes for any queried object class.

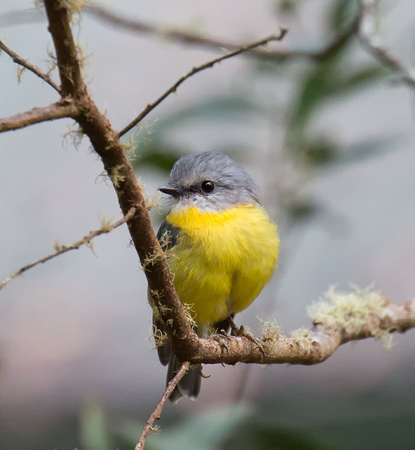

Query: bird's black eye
[201,180,215,193]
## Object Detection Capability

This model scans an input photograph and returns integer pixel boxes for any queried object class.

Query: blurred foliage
[73,396,415,450]
[130,0,392,227]
[79,397,112,450]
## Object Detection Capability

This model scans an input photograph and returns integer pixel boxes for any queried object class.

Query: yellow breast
[166,203,279,328]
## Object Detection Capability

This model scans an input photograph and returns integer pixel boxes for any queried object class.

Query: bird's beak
[158,184,181,197]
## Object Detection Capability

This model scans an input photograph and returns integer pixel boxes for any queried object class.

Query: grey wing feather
[153,220,180,366]
[157,220,179,250]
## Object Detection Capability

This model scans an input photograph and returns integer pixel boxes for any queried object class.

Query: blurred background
[1,1,415,449]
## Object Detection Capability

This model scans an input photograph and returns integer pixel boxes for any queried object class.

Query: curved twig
[117,28,288,137]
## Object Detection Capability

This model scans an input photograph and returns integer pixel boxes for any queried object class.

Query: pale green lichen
[99,216,114,232]
[150,323,167,350]
[258,317,280,341]
[142,248,164,271]
[308,286,392,348]
[182,302,197,328]
[290,327,314,355]
[53,241,63,252]
[109,165,126,188]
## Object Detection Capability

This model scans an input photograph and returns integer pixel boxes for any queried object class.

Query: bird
[153,152,280,402]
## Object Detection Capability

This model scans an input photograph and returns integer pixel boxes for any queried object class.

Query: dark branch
[118,28,288,137]
[43,1,86,97]
[0,101,78,133]
[0,39,61,93]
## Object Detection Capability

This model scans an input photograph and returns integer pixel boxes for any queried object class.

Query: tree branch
[117,28,288,137]
[0,39,61,93]
[0,100,78,133]
[0,208,136,291]
[43,0,196,353]
[136,361,191,450]
[359,0,415,88]
[88,5,358,63]
[176,296,415,366]
[44,1,86,98]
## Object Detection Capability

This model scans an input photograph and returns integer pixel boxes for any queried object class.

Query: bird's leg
[210,315,235,353]
[211,332,230,354]
[228,317,266,357]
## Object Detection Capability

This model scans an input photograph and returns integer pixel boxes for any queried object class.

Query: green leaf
[276,0,300,15]
[335,65,388,94]
[303,137,338,166]
[287,200,319,224]
[330,0,359,30]
[288,62,386,148]
[288,60,337,143]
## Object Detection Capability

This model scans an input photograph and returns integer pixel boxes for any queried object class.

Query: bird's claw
[229,320,266,357]
[212,333,231,354]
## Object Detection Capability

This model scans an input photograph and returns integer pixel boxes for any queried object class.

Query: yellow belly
[166,203,279,328]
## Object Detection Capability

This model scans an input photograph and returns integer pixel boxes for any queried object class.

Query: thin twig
[117,28,288,137]
[136,361,190,450]
[359,0,415,88]
[0,100,78,133]
[88,5,358,63]
[0,208,136,291]
[0,39,61,93]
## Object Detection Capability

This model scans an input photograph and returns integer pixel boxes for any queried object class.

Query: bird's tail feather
[167,354,201,403]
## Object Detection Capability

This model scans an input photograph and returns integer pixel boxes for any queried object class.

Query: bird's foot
[212,332,231,354]
[229,318,266,357]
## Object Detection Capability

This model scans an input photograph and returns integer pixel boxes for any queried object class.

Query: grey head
[159,152,259,211]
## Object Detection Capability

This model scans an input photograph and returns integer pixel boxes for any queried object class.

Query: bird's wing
[156,219,179,250]
[153,220,180,366]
